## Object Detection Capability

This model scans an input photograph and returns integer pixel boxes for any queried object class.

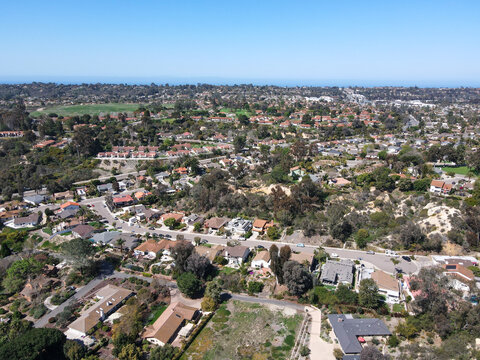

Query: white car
[330,253,339,258]
[385,249,398,257]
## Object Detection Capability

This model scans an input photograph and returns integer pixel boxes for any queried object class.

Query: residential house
[97,183,114,193]
[23,194,48,206]
[194,245,225,262]
[183,214,204,226]
[429,180,453,195]
[204,217,230,232]
[134,239,165,258]
[252,219,274,234]
[143,302,199,346]
[252,251,270,269]
[442,264,475,292]
[8,213,41,228]
[72,224,96,239]
[59,201,80,212]
[320,260,355,287]
[112,194,135,208]
[53,190,75,201]
[328,314,391,355]
[67,285,133,338]
[329,178,352,187]
[161,212,184,224]
[291,252,317,272]
[225,218,252,235]
[224,245,250,266]
[20,276,60,302]
[358,269,401,304]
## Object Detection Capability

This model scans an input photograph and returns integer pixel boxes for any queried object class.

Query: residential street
[80,191,430,275]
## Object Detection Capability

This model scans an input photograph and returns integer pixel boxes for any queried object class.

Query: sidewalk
[307,306,335,360]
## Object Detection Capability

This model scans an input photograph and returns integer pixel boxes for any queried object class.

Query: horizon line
[1,75,480,89]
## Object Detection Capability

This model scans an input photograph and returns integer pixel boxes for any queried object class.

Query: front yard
[181,300,303,360]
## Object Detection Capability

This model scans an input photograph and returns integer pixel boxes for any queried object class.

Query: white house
[224,245,250,266]
[251,251,270,269]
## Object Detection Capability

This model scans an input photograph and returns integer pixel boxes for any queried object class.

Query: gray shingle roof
[328,314,391,354]
[320,260,355,285]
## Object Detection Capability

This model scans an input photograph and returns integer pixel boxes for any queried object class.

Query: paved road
[34,269,176,328]
[79,190,430,275]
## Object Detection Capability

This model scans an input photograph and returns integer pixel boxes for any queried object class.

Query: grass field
[147,304,167,325]
[220,108,253,117]
[441,166,478,176]
[30,103,141,117]
[181,300,303,360]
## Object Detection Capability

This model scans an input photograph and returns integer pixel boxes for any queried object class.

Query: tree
[267,226,281,240]
[233,135,246,153]
[177,272,202,298]
[355,228,370,249]
[399,222,425,249]
[283,261,313,296]
[360,346,390,359]
[333,348,344,359]
[248,281,264,293]
[150,344,178,360]
[163,217,178,230]
[358,278,381,309]
[201,296,217,311]
[193,222,202,232]
[204,281,222,304]
[62,238,95,275]
[185,253,212,280]
[116,238,125,253]
[335,284,358,304]
[117,343,141,360]
[331,220,353,242]
[171,241,194,274]
[64,340,86,360]
[0,328,66,360]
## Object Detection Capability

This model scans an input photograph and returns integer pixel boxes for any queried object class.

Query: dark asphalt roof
[328,314,391,354]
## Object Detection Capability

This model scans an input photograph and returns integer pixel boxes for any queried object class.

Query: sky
[1,0,479,86]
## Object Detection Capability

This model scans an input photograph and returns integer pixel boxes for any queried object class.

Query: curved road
[80,191,430,275]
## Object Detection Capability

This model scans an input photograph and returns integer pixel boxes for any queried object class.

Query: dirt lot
[181,300,303,360]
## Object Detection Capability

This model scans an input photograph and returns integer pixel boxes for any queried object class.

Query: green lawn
[147,304,167,325]
[30,103,141,117]
[392,303,404,313]
[441,166,478,177]
[218,267,238,275]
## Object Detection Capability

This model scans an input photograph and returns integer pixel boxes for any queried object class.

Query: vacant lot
[30,103,140,116]
[181,300,303,360]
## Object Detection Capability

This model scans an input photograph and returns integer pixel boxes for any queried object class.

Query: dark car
[257,245,265,249]
[402,255,411,262]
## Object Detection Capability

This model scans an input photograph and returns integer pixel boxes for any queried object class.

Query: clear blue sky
[1,0,479,86]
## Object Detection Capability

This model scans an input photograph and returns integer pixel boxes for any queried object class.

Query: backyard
[181,300,303,360]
